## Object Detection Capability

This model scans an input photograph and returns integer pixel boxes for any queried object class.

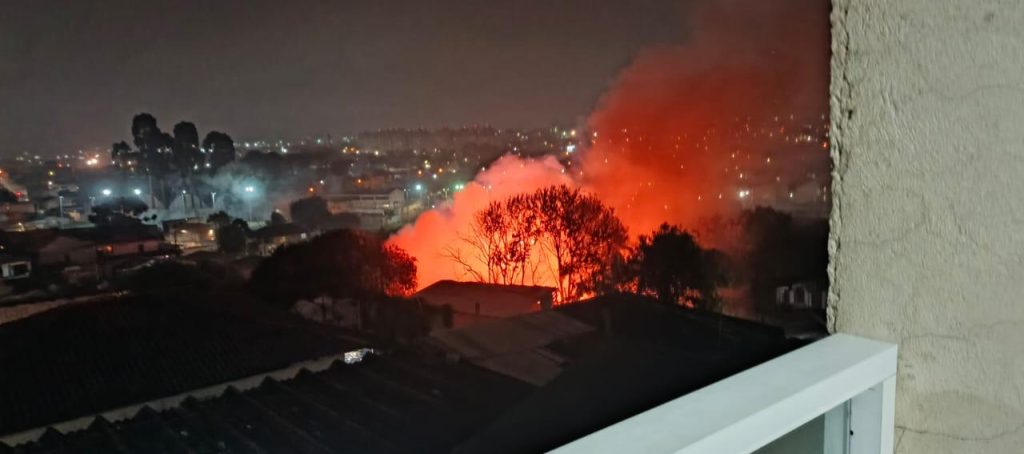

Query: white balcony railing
[553,334,898,454]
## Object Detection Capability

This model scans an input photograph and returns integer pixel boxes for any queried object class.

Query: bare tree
[448,185,627,303]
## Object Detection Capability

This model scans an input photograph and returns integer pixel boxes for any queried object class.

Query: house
[774,281,827,310]
[0,225,173,280]
[249,222,309,256]
[414,280,556,329]
[323,188,406,230]
[162,221,216,251]
[0,253,31,280]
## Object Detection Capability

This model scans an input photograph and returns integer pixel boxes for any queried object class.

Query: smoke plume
[391,0,830,288]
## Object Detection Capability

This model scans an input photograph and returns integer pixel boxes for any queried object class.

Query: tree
[249,229,416,306]
[269,211,287,225]
[172,121,201,174]
[737,207,828,314]
[629,224,727,311]
[206,210,232,227]
[216,223,248,254]
[110,141,134,172]
[203,131,236,173]
[532,185,628,302]
[131,113,171,176]
[89,197,149,226]
[173,121,202,211]
[448,194,542,285]
[289,196,331,230]
[0,187,18,204]
[449,185,627,303]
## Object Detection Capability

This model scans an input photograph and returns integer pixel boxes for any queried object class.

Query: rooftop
[414,280,556,320]
[1,294,803,453]
[0,297,365,437]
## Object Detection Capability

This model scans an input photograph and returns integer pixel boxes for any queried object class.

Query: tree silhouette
[110,141,135,173]
[216,223,248,254]
[449,185,627,303]
[290,196,331,230]
[88,197,149,226]
[249,229,417,307]
[203,131,236,174]
[629,224,727,311]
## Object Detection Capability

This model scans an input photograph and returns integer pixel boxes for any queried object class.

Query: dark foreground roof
[1,354,532,453]
[453,295,803,453]
[2,294,803,453]
[0,297,364,437]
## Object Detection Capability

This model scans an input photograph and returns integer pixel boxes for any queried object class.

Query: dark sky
[0,0,687,155]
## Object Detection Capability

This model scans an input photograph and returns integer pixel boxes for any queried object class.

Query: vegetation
[449,185,628,303]
[88,197,149,226]
[249,229,416,306]
[111,113,237,209]
[625,224,728,311]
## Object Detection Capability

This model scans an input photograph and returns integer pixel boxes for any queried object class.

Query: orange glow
[389,0,828,294]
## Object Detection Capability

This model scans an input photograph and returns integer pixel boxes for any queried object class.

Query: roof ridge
[0,350,370,447]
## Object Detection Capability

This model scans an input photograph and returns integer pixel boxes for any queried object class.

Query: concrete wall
[830,1,1024,452]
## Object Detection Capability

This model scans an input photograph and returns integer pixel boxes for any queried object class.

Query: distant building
[0,225,172,280]
[0,254,31,280]
[775,281,827,310]
[414,280,556,329]
[162,220,216,251]
[323,188,406,230]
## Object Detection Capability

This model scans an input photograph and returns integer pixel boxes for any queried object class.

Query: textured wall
[829,1,1024,452]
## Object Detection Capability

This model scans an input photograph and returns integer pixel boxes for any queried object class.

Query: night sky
[0,0,687,155]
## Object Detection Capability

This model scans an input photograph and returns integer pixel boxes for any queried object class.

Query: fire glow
[389,0,829,292]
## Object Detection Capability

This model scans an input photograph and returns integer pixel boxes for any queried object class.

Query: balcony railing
[553,334,897,454]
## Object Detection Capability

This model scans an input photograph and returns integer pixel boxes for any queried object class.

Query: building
[774,281,827,310]
[323,188,405,230]
[0,225,172,281]
[0,254,31,281]
[162,221,216,252]
[414,280,556,329]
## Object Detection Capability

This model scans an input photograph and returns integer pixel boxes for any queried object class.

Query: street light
[101,188,111,197]
[244,186,255,221]
[133,188,142,196]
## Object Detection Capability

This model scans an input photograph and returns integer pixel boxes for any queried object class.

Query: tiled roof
[1,354,533,453]
[0,297,365,437]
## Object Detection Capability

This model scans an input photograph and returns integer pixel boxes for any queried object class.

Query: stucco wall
[829,1,1024,452]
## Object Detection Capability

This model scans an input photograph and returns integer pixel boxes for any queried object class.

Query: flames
[389,0,830,290]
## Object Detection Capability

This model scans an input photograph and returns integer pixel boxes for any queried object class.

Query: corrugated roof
[0,297,365,437]
[1,354,534,453]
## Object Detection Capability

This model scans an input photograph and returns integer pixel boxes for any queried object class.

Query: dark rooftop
[1,294,804,453]
[0,297,365,438]
[1,353,533,453]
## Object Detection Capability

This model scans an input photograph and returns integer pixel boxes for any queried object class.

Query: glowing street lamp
[101,188,112,197]
[133,188,142,196]
[244,185,255,220]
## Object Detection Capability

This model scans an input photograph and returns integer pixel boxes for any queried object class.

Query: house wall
[103,239,162,257]
[830,1,1024,452]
